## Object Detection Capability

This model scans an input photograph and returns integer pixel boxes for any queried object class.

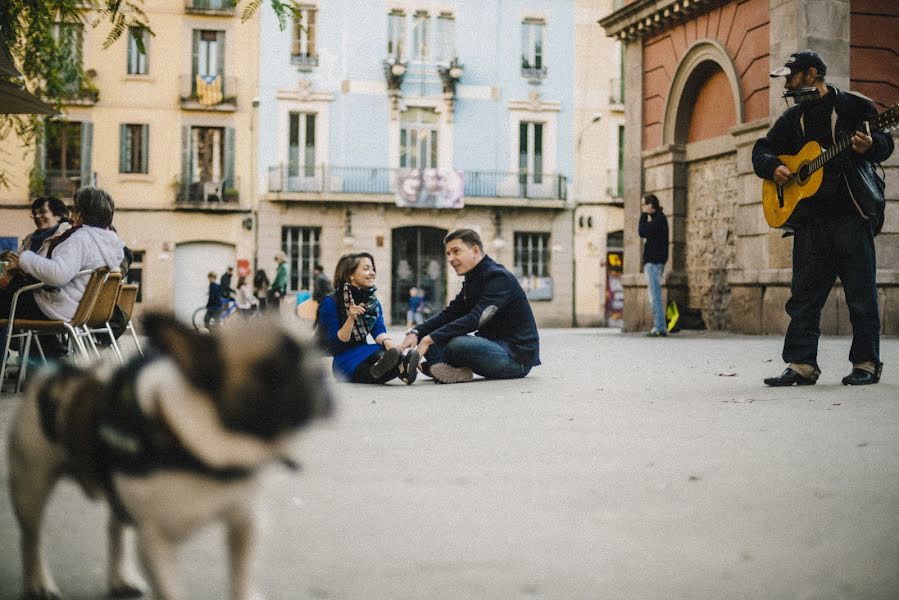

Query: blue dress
[318,295,387,380]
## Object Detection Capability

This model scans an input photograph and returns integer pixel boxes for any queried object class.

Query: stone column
[621,37,645,332]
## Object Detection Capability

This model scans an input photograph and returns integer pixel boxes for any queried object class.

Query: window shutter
[224,126,235,190]
[292,18,301,56]
[308,10,316,56]
[119,124,128,173]
[80,122,93,187]
[217,32,225,77]
[141,124,149,173]
[181,125,192,201]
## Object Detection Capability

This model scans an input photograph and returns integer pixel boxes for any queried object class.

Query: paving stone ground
[1,328,897,599]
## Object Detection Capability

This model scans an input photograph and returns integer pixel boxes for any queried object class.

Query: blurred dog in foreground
[8,313,333,600]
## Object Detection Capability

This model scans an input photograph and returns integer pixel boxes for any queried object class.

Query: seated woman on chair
[317,252,419,384]
[1,187,125,356]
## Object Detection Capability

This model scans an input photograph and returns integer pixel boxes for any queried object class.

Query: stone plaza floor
[0,328,897,599]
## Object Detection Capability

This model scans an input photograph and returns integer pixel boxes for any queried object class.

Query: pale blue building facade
[256,1,576,326]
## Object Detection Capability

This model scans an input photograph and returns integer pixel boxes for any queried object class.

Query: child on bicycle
[204,271,223,330]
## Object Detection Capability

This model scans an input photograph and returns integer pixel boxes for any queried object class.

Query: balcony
[521,64,547,84]
[184,0,236,15]
[267,165,567,202]
[44,170,82,198]
[179,74,237,111]
[609,78,624,105]
[175,179,242,210]
[291,53,319,71]
[58,79,99,106]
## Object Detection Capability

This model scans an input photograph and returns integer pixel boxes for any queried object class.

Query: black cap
[770,50,827,78]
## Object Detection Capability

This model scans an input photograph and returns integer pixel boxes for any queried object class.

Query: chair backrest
[69,267,111,327]
[85,272,123,328]
[117,283,138,316]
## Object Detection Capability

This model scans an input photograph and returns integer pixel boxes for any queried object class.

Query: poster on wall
[605,251,624,326]
[395,168,464,209]
[518,275,553,301]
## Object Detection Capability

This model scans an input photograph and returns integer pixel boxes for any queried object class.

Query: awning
[0,34,55,114]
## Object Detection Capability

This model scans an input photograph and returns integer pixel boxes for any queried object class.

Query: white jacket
[18,226,126,321]
[19,222,73,257]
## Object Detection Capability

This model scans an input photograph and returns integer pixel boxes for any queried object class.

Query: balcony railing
[268,165,567,201]
[291,53,319,71]
[606,168,623,199]
[609,78,624,105]
[175,179,240,206]
[521,64,547,84]
[44,170,81,197]
[179,75,237,110]
[184,0,236,15]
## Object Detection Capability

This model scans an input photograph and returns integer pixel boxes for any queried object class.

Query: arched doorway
[391,226,447,325]
[173,241,235,324]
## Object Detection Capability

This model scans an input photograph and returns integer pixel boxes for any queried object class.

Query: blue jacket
[415,255,540,368]
[317,294,387,380]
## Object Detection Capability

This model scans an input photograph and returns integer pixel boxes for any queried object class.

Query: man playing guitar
[752,50,894,386]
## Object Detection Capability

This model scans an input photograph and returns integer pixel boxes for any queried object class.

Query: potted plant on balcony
[222,187,239,203]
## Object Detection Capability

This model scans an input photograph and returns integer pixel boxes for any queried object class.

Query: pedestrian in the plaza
[1,197,70,296]
[317,252,419,384]
[253,268,270,311]
[234,275,258,317]
[269,251,289,310]
[753,50,894,386]
[0,187,125,358]
[398,228,540,384]
[638,193,669,337]
[311,263,334,303]
[204,271,223,330]
[406,286,424,328]
[220,265,235,299]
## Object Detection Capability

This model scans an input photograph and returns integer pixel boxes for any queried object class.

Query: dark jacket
[415,255,540,368]
[638,211,669,265]
[312,273,334,303]
[752,84,894,230]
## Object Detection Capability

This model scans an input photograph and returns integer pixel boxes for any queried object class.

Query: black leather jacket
[752,84,894,233]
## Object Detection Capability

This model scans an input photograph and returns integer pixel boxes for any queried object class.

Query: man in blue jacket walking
[399,228,540,384]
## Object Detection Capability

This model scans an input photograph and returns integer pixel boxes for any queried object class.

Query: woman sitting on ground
[317,252,419,384]
[0,187,125,356]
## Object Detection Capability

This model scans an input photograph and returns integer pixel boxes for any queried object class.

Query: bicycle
[191,298,238,333]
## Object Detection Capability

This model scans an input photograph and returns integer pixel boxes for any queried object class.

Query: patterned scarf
[342,282,380,342]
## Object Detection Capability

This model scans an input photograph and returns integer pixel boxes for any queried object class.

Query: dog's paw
[108,583,144,598]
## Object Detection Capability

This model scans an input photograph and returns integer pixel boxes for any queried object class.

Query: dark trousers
[783,215,879,367]
[0,289,66,357]
[352,349,399,384]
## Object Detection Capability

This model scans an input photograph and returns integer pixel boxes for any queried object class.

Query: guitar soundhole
[797,164,809,183]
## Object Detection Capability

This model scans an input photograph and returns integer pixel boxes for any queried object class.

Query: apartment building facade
[0,0,260,322]
[255,0,579,326]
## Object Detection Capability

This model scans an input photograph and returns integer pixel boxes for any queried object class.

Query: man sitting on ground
[399,228,540,384]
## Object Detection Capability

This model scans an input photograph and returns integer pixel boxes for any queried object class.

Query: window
[518,121,543,184]
[54,23,83,93]
[617,125,625,197]
[127,250,144,303]
[521,19,546,79]
[292,6,317,67]
[435,13,455,63]
[127,26,149,75]
[45,120,86,196]
[387,10,405,61]
[181,125,235,202]
[514,232,550,278]
[119,124,149,174]
[288,113,316,178]
[193,30,224,78]
[400,108,438,169]
[282,227,320,292]
[411,11,429,62]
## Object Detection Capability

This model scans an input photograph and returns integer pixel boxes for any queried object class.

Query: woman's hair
[333,252,376,289]
[73,186,115,227]
[31,196,69,221]
[643,193,662,212]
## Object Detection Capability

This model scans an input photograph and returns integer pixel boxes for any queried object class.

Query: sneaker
[398,350,420,385]
[369,347,402,379]
[428,362,474,384]
[646,329,667,337]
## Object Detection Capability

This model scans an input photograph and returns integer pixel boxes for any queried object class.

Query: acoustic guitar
[761,103,899,229]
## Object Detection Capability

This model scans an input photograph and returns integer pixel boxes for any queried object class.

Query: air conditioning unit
[203,181,222,202]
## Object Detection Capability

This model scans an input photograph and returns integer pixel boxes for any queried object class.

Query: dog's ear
[142,312,223,394]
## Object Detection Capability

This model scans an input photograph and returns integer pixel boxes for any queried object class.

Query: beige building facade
[0,1,260,323]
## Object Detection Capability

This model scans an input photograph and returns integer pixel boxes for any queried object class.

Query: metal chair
[115,283,143,356]
[0,267,109,393]
[77,271,124,362]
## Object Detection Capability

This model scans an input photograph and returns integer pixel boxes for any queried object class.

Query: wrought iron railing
[179,74,237,107]
[184,0,236,14]
[267,165,567,201]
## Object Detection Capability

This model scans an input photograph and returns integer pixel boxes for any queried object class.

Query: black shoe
[369,347,402,379]
[842,363,882,386]
[763,367,819,387]
[398,350,420,385]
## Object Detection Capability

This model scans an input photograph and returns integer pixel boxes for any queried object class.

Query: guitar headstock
[875,104,899,134]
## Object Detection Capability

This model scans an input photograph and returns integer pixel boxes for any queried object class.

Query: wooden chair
[0,267,109,393]
[78,271,124,362]
[115,283,143,356]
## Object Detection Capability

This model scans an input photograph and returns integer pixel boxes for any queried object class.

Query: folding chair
[77,271,124,362]
[0,267,109,393]
[115,283,143,356]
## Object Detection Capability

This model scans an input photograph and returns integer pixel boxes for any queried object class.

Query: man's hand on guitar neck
[851,130,873,155]
[773,165,793,186]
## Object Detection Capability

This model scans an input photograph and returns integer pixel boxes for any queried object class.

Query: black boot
[842,362,882,386]
[763,367,820,387]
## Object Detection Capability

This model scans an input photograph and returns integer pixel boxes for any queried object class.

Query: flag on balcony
[195,74,222,106]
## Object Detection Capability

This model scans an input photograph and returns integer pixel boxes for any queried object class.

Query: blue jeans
[426,335,529,380]
[644,262,666,332]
